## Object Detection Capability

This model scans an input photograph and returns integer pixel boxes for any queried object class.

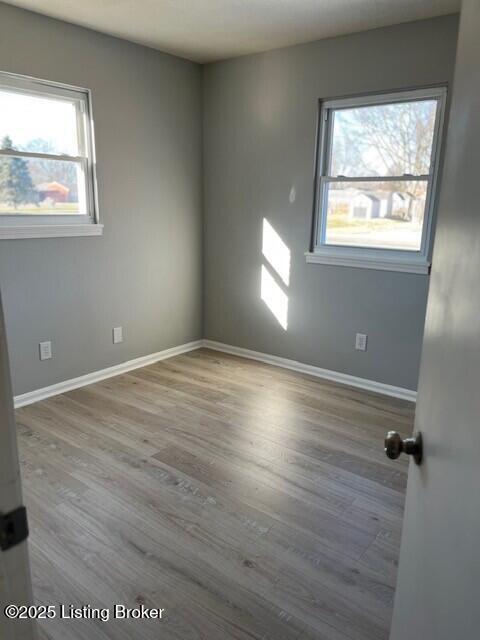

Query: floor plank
[16,348,414,640]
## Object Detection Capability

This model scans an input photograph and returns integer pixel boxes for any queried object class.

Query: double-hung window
[0,71,101,239]
[308,87,447,273]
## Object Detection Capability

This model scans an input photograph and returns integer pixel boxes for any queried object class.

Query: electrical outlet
[355,333,368,352]
[113,326,123,344]
[39,341,52,361]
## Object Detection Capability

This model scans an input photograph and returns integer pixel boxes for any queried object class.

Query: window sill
[305,251,430,274]
[0,224,104,240]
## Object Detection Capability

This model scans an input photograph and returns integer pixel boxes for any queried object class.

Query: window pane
[0,89,79,156]
[329,100,438,178]
[0,156,85,215]
[324,181,428,251]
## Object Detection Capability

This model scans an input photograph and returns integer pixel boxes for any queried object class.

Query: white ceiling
[3,0,460,63]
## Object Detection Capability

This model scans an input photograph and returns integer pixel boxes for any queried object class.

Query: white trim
[13,338,416,409]
[203,340,417,402]
[14,340,203,408]
[322,86,446,110]
[0,68,92,99]
[0,224,104,239]
[305,251,430,274]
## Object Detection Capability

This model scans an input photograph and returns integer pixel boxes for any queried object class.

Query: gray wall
[0,3,203,395]
[203,15,459,391]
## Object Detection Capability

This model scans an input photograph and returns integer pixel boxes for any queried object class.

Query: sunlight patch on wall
[261,265,288,330]
[262,218,291,286]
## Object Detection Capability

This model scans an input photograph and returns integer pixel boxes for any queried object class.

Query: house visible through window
[0,71,100,238]
[309,87,447,273]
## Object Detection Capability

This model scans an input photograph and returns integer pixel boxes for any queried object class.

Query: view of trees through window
[323,98,439,251]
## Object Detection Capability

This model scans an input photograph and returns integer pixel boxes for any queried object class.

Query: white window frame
[0,70,102,239]
[306,86,447,274]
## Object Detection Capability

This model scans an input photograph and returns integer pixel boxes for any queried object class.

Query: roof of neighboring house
[36,181,70,194]
[354,191,383,202]
[354,190,414,202]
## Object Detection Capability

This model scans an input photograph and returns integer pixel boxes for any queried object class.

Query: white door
[390,1,480,638]
[0,290,37,640]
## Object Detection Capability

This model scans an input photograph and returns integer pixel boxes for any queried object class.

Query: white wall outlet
[39,341,52,361]
[355,333,368,352]
[113,326,123,344]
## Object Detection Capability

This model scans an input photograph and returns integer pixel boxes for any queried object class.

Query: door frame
[0,289,37,640]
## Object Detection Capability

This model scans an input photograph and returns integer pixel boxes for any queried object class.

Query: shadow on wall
[261,218,291,330]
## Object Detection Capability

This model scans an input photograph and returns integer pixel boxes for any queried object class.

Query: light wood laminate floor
[16,348,414,640]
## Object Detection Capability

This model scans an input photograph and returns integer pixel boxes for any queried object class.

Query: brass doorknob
[385,431,423,465]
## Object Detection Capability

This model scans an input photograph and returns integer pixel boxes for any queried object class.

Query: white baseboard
[14,337,416,409]
[203,340,417,402]
[13,340,203,409]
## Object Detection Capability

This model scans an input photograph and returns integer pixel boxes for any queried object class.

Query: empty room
[1,1,479,639]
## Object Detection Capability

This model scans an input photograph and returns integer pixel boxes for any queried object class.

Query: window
[308,87,447,273]
[0,71,101,238]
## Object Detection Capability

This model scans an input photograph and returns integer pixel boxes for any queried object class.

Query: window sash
[323,97,440,180]
[312,86,447,261]
[0,215,93,228]
[319,176,432,252]
[0,153,92,219]
[0,148,85,163]
[321,175,431,183]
